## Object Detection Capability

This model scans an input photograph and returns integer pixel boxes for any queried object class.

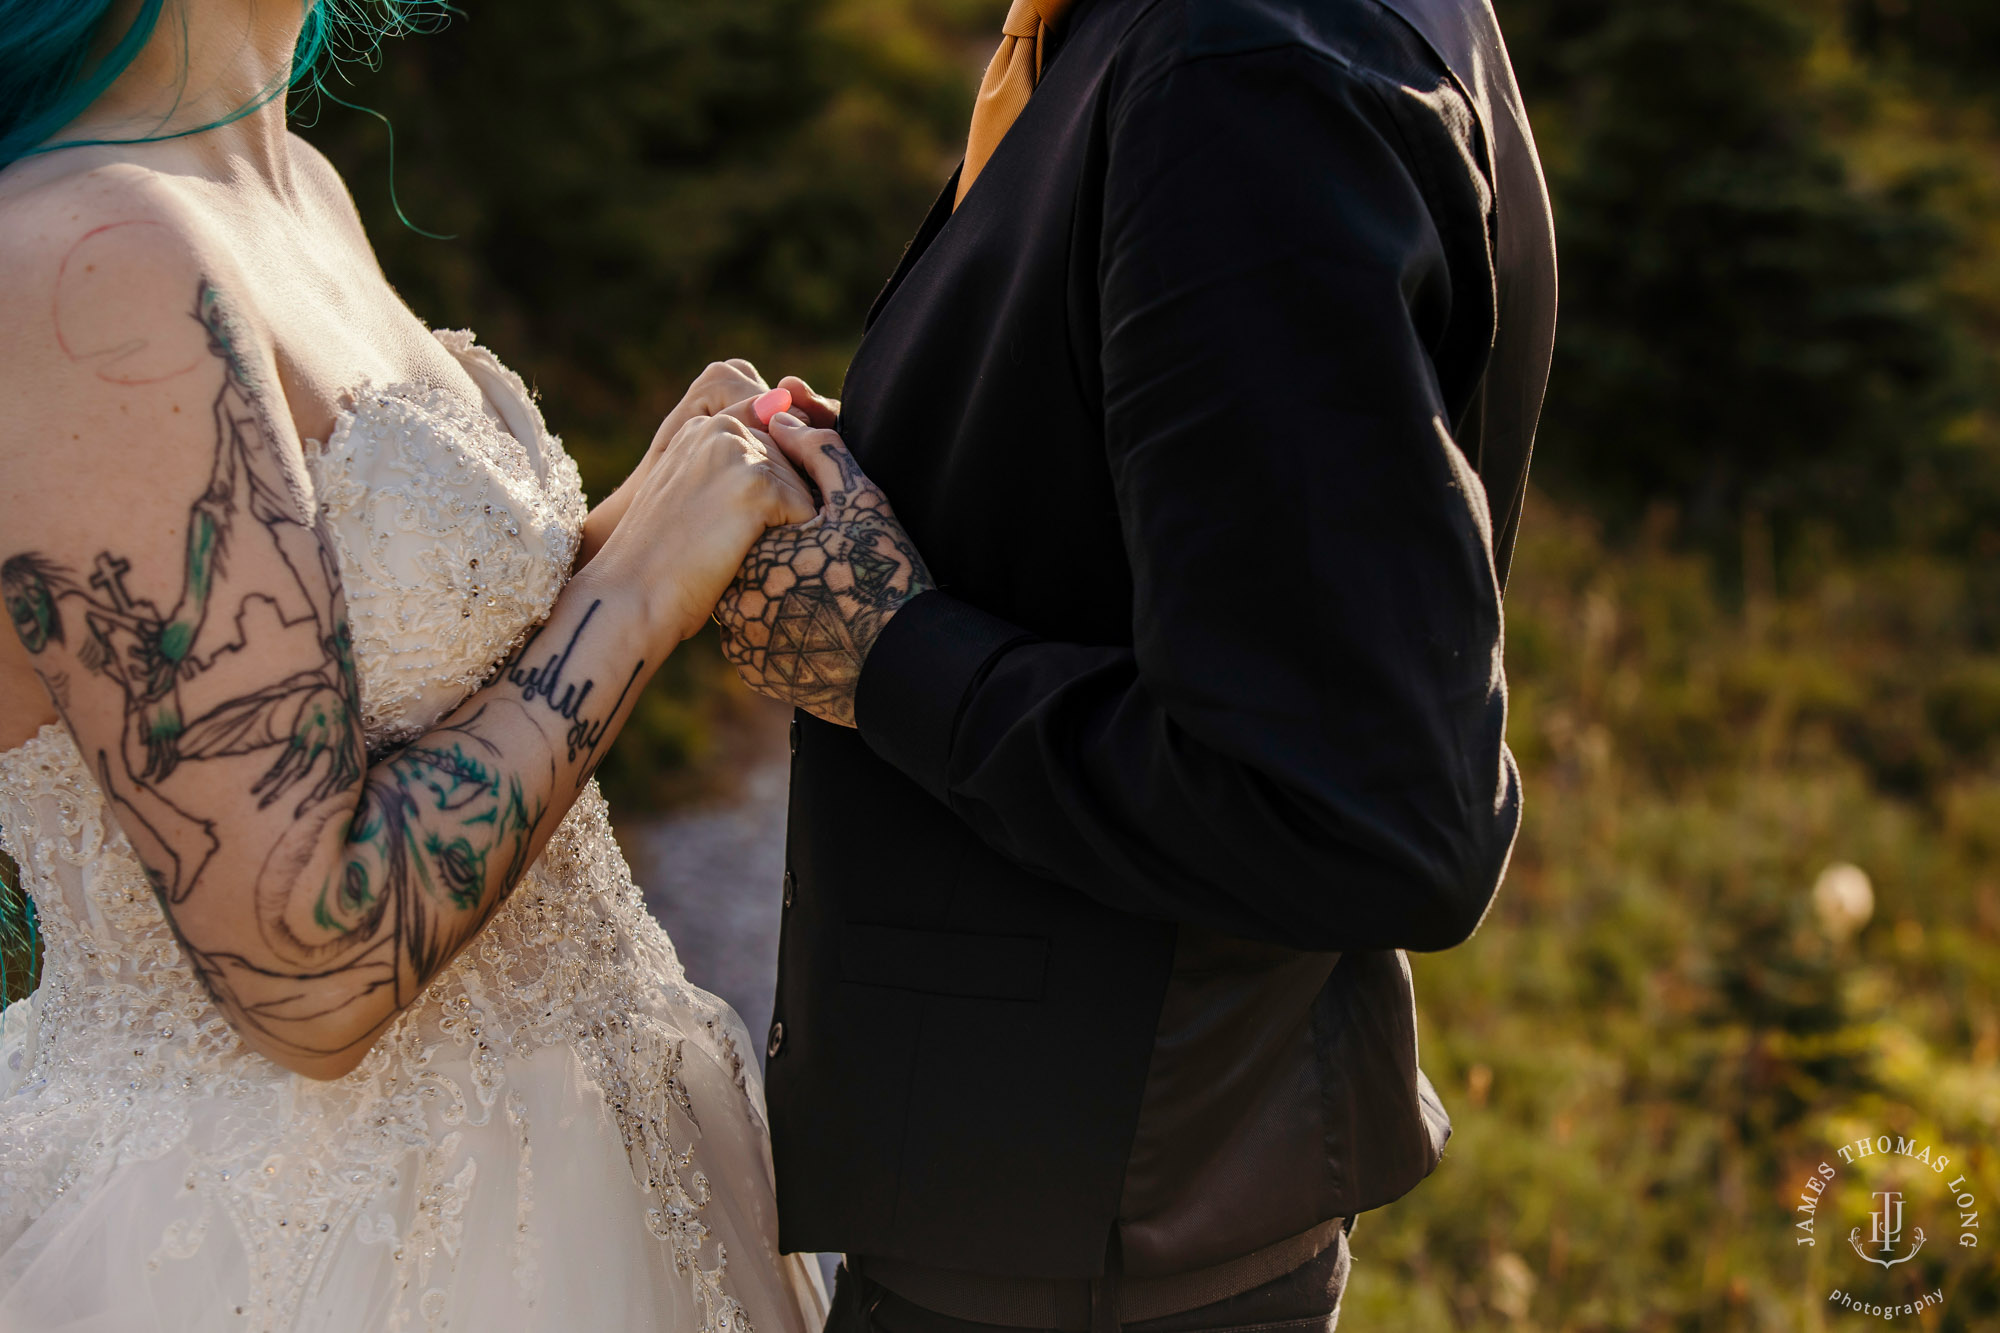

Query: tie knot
[1002,0,1071,38]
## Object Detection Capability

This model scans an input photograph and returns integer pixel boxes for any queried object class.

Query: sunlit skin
[0,0,817,1078]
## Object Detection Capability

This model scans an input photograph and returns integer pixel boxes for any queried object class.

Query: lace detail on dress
[305,348,586,750]
[0,333,785,1333]
[507,1089,541,1303]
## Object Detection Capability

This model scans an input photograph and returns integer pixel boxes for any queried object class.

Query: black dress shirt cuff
[854,589,1034,802]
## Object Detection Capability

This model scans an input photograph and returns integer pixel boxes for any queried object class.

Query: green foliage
[1344,501,2000,1330]
[302,0,987,465]
[1848,0,2000,93]
[299,0,991,806]
[1509,0,1996,553]
[0,847,32,1009]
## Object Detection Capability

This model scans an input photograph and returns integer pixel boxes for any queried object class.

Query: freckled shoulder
[0,167,287,566]
[0,165,249,381]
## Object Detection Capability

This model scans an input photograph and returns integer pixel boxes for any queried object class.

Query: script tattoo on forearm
[504,598,644,787]
[0,280,558,1063]
[713,439,933,726]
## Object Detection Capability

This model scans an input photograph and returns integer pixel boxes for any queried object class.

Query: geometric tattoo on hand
[713,437,933,727]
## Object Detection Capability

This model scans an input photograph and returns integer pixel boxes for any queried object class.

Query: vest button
[789,718,800,756]
[767,1021,786,1059]
[783,869,797,909]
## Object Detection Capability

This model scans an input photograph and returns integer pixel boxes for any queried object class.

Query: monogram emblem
[1849,1190,1926,1269]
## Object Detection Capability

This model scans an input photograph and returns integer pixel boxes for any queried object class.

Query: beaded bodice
[0,333,759,1331]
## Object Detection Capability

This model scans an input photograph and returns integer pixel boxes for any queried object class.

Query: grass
[1342,496,2000,1331]
[1,496,1994,1330]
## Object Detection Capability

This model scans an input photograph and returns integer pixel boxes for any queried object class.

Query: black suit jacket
[767,0,1556,1274]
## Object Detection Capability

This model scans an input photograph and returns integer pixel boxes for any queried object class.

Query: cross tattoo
[90,552,136,615]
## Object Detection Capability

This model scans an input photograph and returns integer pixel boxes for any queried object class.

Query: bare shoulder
[0,164,285,551]
[0,160,219,288]
[0,163,250,391]
[287,132,373,247]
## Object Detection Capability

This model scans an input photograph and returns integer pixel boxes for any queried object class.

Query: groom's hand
[713,413,933,727]
[772,375,840,429]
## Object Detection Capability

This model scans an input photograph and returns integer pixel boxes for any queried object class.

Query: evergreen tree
[303,0,985,479]
[1848,0,2000,89]
[1508,0,1968,553]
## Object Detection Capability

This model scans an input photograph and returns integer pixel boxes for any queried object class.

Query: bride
[0,1,835,1329]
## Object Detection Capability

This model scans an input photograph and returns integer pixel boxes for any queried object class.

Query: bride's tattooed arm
[1,258,655,1078]
[713,413,934,726]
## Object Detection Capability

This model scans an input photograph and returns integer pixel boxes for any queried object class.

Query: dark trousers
[824,1232,1352,1333]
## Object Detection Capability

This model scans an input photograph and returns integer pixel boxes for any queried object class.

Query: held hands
[588,369,818,651]
[581,361,933,725]
[577,360,775,567]
[713,383,934,728]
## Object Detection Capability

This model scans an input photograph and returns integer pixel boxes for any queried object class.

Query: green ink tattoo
[3,280,562,1064]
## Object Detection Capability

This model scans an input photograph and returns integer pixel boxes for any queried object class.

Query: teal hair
[0,856,34,1017]
[0,1,454,170]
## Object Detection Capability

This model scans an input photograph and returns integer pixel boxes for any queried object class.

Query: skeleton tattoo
[1,281,582,1063]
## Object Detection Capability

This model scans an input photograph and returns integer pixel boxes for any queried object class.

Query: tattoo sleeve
[2,280,641,1068]
[713,442,933,726]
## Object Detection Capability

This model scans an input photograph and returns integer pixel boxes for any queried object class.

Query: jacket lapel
[864,167,964,333]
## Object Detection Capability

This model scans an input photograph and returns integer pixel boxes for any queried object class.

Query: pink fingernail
[753,388,792,426]
[771,411,804,429]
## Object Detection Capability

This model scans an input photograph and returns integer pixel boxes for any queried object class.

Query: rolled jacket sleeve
[855,42,1519,953]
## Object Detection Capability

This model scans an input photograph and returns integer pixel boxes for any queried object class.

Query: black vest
[767,0,1555,1273]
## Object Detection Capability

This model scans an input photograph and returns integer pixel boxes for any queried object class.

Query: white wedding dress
[0,332,828,1333]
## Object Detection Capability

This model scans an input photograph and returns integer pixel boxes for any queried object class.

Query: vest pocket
[838,922,1050,1001]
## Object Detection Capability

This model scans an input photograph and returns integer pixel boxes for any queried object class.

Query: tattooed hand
[0,219,790,1077]
[714,412,933,727]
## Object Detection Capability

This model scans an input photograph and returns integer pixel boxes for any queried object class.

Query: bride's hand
[588,410,818,650]
[576,359,771,566]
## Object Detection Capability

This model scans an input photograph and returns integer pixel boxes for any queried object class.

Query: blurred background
[7,0,2000,1326]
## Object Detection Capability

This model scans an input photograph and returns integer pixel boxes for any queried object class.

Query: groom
[715,0,1556,1327]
